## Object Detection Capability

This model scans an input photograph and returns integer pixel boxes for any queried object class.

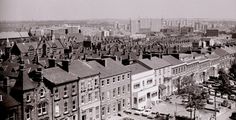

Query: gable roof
[0,89,20,109]
[126,63,151,75]
[213,48,229,57]
[69,60,99,78]
[138,57,171,69]
[16,42,38,53]
[87,58,130,78]
[43,67,77,85]
[162,55,184,66]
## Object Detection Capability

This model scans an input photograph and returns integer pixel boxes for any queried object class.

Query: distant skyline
[0,0,236,21]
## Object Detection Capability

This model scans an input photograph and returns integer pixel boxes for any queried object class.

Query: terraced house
[87,58,131,120]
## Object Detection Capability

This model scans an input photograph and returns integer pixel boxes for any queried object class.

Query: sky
[0,0,236,21]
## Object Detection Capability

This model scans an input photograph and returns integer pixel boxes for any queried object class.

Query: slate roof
[43,67,77,85]
[87,58,130,78]
[69,60,99,78]
[213,48,229,57]
[12,70,38,91]
[139,57,171,69]
[16,42,38,53]
[162,55,184,66]
[126,63,151,75]
[0,89,20,108]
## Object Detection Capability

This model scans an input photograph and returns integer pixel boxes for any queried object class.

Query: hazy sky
[0,0,236,21]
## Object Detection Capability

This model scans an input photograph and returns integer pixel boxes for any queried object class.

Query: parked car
[124,110,132,114]
[229,94,236,101]
[207,97,214,104]
[222,94,228,99]
[133,108,144,115]
[216,92,221,97]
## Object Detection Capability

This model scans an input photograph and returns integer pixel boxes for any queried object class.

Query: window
[72,115,77,120]
[89,108,93,113]
[118,76,120,81]
[26,108,30,120]
[113,77,115,83]
[38,103,47,115]
[113,104,116,111]
[127,74,130,78]
[55,103,60,117]
[81,82,85,92]
[101,80,104,86]
[118,87,120,95]
[113,88,116,97]
[72,98,76,110]
[95,91,99,100]
[0,95,2,101]
[134,83,140,89]
[101,107,105,116]
[101,92,105,101]
[123,99,125,107]
[88,93,92,102]
[64,86,67,97]
[159,69,161,75]
[54,88,59,99]
[72,84,76,95]
[64,101,68,113]
[127,98,130,106]
[138,97,146,103]
[107,105,110,114]
[95,79,98,86]
[147,79,153,85]
[122,75,125,80]
[151,92,158,97]
[40,89,45,98]
[26,94,31,102]
[122,85,125,94]
[81,95,85,104]
[107,79,110,85]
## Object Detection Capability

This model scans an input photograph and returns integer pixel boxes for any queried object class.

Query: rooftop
[126,63,151,75]
[43,67,77,85]
[139,57,171,69]
[69,60,99,78]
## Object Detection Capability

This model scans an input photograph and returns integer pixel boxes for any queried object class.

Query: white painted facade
[131,69,158,109]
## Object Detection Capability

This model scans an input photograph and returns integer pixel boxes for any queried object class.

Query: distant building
[206,29,219,37]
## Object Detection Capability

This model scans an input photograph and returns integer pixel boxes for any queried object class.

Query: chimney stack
[62,60,70,72]
[48,58,56,68]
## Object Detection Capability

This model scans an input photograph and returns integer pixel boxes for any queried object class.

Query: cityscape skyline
[1,0,236,21]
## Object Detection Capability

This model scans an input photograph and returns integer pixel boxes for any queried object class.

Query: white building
[138,57,172,100]
[127,63,158,109]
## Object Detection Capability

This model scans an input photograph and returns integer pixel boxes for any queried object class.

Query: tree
[217,68,232,95]
[229,62,236,80]
[178,75,208,120]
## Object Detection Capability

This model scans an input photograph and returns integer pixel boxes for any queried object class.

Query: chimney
[48,58,56,68]
[62,60,70,72]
